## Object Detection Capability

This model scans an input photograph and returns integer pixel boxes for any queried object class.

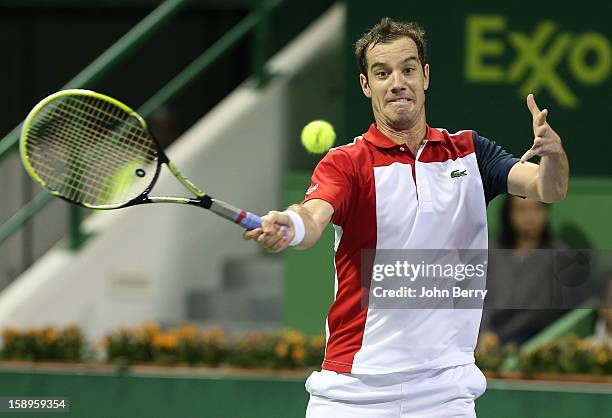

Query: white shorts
[305,363,487,418]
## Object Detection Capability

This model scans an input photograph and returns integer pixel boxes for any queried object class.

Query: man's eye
[376,72,387,77]
[404,68,414,74]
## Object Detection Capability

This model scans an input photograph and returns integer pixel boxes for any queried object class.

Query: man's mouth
[388,98,411,103]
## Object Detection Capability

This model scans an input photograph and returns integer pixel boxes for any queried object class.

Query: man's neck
[375,116,427,154]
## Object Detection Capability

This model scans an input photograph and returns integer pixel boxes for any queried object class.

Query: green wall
[0,368,309,418]
[343,0,612,176]
[477,379,612,418]
[0,0,335,145]
[283,174,335,336]
[1,367,611,417]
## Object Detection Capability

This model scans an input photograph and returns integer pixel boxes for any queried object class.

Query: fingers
[528,94,548,129]
[261,211,284,233]
[243,227,263,240]
[526,93,541,118]
[246,210,294,253]
[522,94,561,163]
[520,148,537,163]
[533,137,544,148]
[257,225,290,252]
[534,108,548,127]
[534,123,548,138]
[520,138,542,163]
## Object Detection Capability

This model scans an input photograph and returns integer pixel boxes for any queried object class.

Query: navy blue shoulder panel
[472,131,520,205]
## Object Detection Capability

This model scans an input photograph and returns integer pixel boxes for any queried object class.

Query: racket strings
[52,100,154,203]
[54,99,154,153]
[44,98,156,159]
[24,94,158,207]
[29,114,140,178]
[30,105,154,175]
[28,102,148,201]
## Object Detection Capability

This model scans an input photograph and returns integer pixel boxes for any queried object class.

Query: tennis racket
[19,89,262,230]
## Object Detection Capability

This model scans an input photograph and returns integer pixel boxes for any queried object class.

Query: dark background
[0,0,335,145]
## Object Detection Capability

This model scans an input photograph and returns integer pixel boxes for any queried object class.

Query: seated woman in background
[481,196,569,345]
[588,276,612,343]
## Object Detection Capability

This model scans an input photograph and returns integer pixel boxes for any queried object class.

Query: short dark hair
[354,17,427,78]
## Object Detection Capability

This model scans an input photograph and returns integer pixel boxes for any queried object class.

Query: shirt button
[400,147,405,151]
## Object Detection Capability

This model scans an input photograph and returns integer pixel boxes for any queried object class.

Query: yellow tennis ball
[301,120,335,154]
[98,160,143,204]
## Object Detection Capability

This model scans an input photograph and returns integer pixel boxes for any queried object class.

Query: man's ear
[359,73,371,98]
[423,64,430,91]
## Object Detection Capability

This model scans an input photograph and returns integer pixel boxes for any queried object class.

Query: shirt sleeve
[302,148,353,226]
[473,131,520,204]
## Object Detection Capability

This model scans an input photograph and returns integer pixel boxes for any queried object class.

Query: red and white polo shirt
[303,123,518,374]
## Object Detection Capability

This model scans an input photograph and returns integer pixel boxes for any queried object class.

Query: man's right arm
[244,146,352,252]
[242,199,333,252]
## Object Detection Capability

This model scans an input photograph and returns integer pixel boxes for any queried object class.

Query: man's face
[359,37,429,130]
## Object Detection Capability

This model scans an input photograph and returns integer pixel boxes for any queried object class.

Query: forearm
[537,150,569,203]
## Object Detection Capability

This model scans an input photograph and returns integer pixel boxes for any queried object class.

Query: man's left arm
[507,94,569,203]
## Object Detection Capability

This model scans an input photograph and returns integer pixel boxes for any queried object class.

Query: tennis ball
[98,160,143,205]
[301,120,335,154]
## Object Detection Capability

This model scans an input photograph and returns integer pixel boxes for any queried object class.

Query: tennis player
[244,18,568,418]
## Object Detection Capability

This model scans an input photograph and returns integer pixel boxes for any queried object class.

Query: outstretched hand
[520,94,564,163]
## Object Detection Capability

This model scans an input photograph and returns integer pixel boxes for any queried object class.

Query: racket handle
[235,210,262,230]
[238,212,289,236]
[209,199,262,230]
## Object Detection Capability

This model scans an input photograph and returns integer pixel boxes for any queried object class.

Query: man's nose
[390,71,407,93]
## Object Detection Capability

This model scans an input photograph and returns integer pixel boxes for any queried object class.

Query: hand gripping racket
[19,89,262,230]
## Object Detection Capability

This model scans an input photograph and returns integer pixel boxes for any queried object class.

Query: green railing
[0,0,280,250]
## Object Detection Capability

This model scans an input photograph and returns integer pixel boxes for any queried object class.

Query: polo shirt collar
[362,123,443,149]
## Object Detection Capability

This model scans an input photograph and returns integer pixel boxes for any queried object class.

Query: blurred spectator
[481,196,569,345]
[588,275,612,343]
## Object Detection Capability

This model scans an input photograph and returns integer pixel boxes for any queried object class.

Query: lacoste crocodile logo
[306,183,319,195]
[450,169,467,178]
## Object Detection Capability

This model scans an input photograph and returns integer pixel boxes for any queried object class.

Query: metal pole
[0,192,53,246]
[68,206,88,251]
[139,7,260,117]
[251,0,278,88]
